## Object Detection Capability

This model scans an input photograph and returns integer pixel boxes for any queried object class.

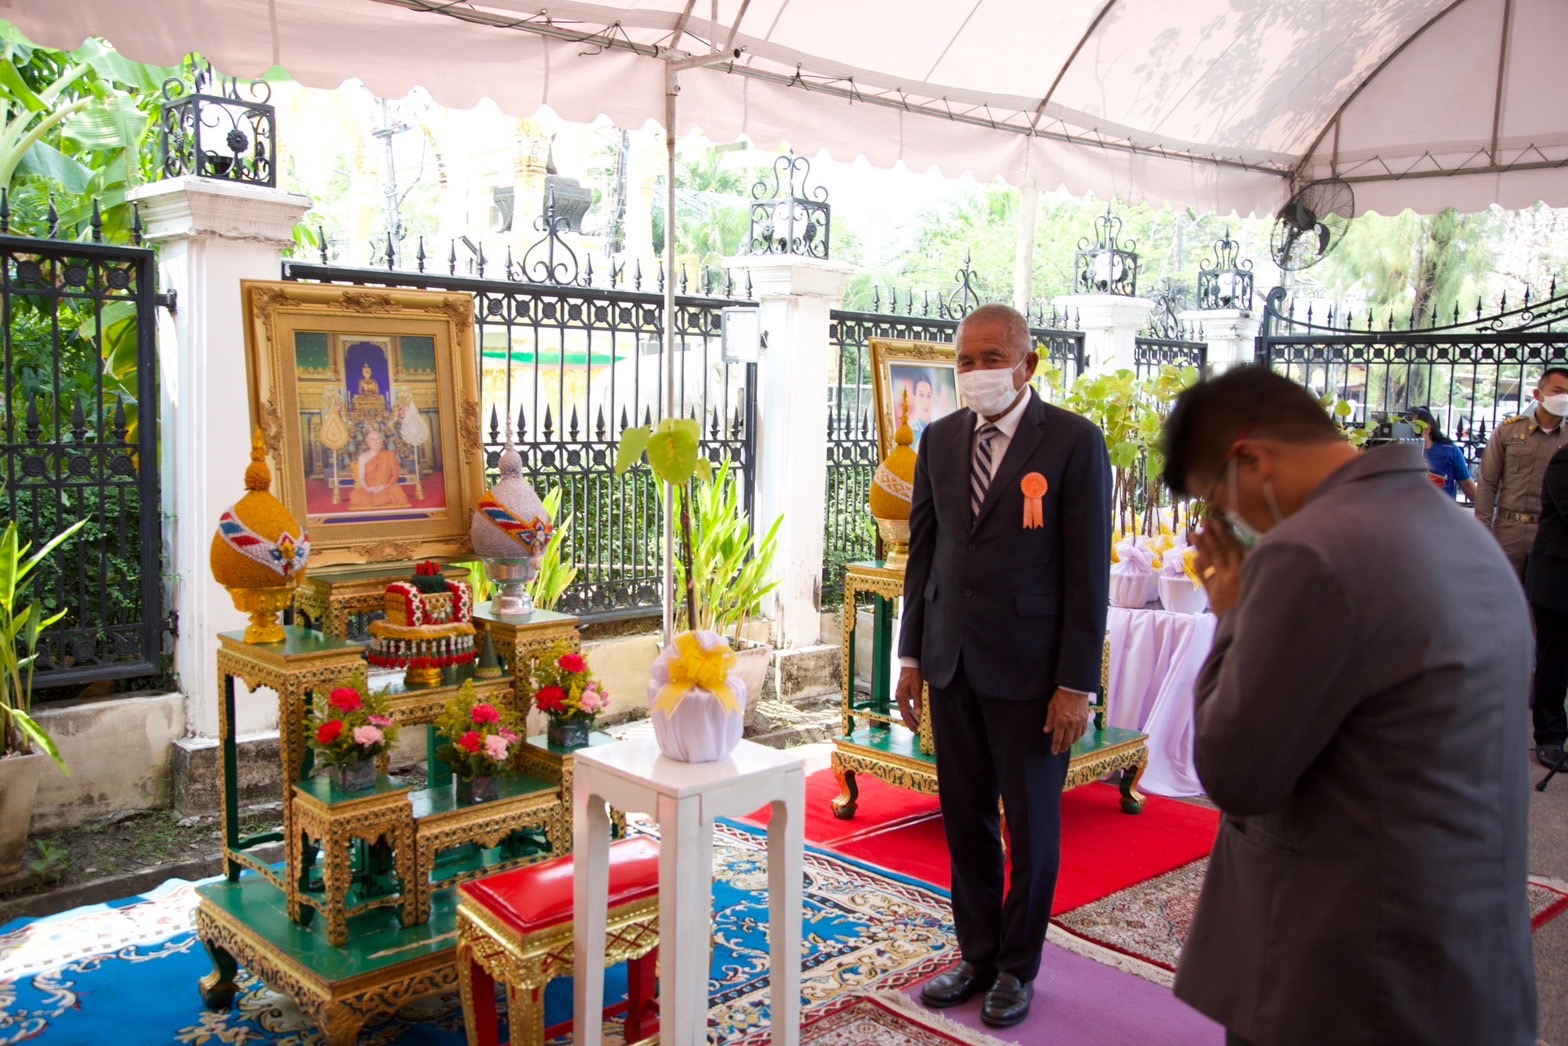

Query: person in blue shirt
[1411,406,1477,502]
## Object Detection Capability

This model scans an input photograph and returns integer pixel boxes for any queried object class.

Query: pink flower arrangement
[435,681,524,781]
[529,641,608,728]
[307,676,400,768]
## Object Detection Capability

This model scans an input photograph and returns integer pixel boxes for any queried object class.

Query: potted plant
[615,418,782,761]
[307,674,401,792]
[0,517,86,876]
[676,458,781,717]
[528,639,608,748]
[433,680,523,803]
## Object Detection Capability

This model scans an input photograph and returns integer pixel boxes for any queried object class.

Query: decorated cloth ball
[869,412,917,522]
[210,434,310,589]
[471,441,553,559]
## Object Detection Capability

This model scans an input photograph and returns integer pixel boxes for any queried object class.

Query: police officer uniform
[1476,409,1568,582]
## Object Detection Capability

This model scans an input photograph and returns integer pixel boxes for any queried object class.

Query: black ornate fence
[823,282,1087,603]
[283,241,758,621]
[0,200,164,693]
[1134,336,1208,377]
[1255,283,1568,479]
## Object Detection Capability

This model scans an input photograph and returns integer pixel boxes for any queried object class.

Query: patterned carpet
[1053,857,1568,980]
[0,819,959,1044]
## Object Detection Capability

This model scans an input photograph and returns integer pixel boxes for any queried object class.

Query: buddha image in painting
[294,332,448,524]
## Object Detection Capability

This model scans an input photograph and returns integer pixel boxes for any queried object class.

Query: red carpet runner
[744,767,1219,912]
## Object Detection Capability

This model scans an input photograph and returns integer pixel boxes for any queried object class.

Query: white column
[1179,308,1261,373]
[1054,293,1156,373]
[725,255,853,650]
[129,176,312,738]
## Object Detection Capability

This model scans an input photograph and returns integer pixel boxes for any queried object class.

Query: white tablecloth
[1105,604,1217,798]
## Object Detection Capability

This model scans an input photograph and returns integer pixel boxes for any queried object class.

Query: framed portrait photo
[241,281,484,566]
[869,338,961,459]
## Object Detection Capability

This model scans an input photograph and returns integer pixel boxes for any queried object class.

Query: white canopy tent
[14,0,1568,217]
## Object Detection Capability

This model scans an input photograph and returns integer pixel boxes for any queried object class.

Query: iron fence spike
[417,236,427,273]
[90,199,103,242]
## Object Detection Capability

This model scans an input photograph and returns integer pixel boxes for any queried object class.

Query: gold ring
[1202,566,1218,580]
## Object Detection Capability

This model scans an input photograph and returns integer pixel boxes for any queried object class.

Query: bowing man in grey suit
[1163,367,1537,1046]
[896,304,1111,1028]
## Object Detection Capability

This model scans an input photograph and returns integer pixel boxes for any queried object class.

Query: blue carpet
[0,819,957,1044]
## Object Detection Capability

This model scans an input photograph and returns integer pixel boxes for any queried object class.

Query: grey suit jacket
[1173,444,1537,1045]
[898,390,1111,699]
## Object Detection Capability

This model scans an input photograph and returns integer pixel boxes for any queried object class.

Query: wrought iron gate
[0,213,164,691]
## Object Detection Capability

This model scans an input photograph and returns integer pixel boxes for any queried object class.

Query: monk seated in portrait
[350,426,410,509]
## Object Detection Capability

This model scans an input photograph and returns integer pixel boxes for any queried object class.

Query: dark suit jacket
[1174,445,1537,1045]
[899,390,1110,699]
[1526,442,1568,612]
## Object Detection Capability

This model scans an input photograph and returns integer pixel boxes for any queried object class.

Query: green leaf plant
[615,420,782,643]
[527,487,579,613]
[0,516,88,771]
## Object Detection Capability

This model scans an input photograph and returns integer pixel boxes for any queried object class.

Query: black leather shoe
[981,972,1034,1027]
[1538,743,1567,769]
[920,961,995,1008]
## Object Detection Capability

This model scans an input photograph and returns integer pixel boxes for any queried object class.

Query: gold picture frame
[869,338,961,459]
[241,281,483,567]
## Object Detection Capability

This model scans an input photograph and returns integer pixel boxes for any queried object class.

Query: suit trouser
[929,662,1070,983]
[1531,602,1568,745]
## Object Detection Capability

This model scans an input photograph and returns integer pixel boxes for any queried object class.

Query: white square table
[572,736,806,1045]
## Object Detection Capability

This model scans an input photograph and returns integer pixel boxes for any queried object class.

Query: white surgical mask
[957,360,1025,417]
[1222,457,1285,549]
[1542,393,1568,418]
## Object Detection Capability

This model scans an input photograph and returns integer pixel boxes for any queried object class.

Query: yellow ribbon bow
[653,631,738,716]
[1181,548,1204,590]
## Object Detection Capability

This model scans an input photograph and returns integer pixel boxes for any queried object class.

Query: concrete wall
[30,693,186,831]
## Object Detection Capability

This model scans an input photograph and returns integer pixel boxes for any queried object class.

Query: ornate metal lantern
[1196,228,1255,310]
[159,57,275,186]
[748,153,830,259]
[1074,205,1139,297]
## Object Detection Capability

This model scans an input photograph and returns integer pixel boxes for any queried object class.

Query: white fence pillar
[726,255,853,650]
[130,177,312,739]
[1054,293,1156,373]
[1180,308,1261,373]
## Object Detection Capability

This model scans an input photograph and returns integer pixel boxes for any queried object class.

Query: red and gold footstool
[457,836,661,1046]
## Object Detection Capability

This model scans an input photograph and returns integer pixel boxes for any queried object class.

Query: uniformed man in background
[1475,367,1568,583]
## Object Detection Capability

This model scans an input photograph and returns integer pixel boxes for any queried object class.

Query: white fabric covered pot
[1109,570,1157,608]
[1158,574,1209,615]
[647,629,746,763]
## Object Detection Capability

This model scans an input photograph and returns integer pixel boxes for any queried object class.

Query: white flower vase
[647,629,746,763]
[1158,574,1209,614]
[1109,571,1157,608]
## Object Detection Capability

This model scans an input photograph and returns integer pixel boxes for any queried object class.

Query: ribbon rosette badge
[1021,472,1048,529]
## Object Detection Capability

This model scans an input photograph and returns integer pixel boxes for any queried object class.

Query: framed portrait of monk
[241,281,484,566]
[869,338,960,458]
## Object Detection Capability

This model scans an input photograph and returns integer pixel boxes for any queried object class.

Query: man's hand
[1043,687,1090,754]
[1193,519,1246,615]
[896,666,924,731]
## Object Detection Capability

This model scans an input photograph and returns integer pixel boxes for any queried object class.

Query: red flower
[328,687,362,713]
[534,685,567,713]
[558,653,586,674]
[316,720,345,745]
[458,731,483,754]
[471,703,500,725]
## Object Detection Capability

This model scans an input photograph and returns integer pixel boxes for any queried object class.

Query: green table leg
[426,724,452,788]
[845,588,860,732]
[871,593,893,726]
[222,675,240,882]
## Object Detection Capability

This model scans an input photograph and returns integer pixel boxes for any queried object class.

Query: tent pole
[662,61,679,646]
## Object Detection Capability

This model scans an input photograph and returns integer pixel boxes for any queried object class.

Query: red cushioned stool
[457,836,660,1046]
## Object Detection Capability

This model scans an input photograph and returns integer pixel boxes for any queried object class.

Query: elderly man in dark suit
[1164,367,1537,1046]
[896,303,1110,1028]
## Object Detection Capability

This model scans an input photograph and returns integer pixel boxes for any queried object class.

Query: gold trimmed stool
[457,836,660,1046]
[287,774,417,946]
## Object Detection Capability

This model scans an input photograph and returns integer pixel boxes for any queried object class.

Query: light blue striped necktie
[971,423,999,520]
